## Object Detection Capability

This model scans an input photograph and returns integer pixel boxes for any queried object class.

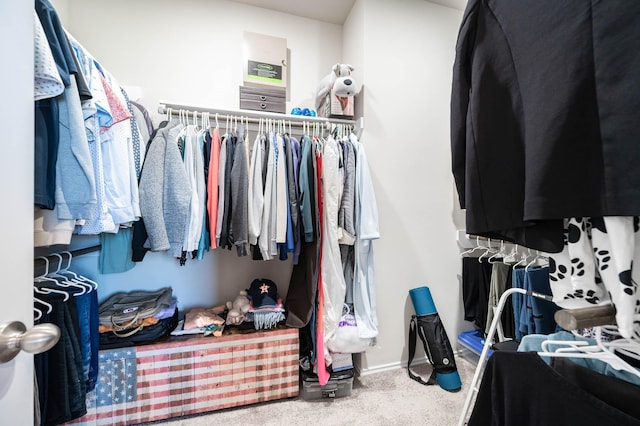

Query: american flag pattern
[66,328,299,425]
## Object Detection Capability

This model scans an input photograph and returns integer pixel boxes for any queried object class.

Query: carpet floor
[146,354,478,426]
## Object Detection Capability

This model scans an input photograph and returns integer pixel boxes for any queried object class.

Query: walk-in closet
[2,0,639,425]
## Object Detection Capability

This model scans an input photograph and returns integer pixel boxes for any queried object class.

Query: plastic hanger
[538,326,640,380]
[502,243,519,264]
[59,251,98,291]
[34,256,70,301]
[513,247,533,270]
[47,253,88,295]
[525,250,549,271]
[34,296,53,314]
[33,305,43,322]
[600,324,640,363]
[460,235,485,257]
[488,240,506,264]
[478,238,498,263]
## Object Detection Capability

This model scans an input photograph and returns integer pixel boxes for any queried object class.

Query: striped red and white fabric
[66,328,299,426]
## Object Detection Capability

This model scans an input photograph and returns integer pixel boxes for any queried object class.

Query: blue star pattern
[93,348,138,407]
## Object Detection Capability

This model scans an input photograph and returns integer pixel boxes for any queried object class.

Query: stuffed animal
[225,290,250,325]
[315,63,361,111]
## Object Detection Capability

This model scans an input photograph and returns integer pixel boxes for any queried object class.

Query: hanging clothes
[138,121,190,257]
[352,135,380,340]
[469,351,640,426]
[207,127,221,249]
[285,134,319,327]
[229,125,249,256]
[215,133,228,247]
[451,1,640,253]
[248,133,265,247]
[321,136,348,360]
[548,217,640,339]
[258,132,277,260]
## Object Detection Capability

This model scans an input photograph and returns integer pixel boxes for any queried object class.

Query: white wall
[67,0,343,118]
[344,0,465,372]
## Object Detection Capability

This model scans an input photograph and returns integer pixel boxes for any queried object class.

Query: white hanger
[34,256,70,301]
[478,238,498,263]
[488,240,506,264]
[460,235,485,257]
[59,251,98,291]
[525,250,549,271]
[47,253,88,295]
[513,247,533,270]
[34,296,52,314]
[538,326,640,380]
[33,305,43,322]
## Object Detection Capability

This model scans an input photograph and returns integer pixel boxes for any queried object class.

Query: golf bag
[407,286,462,392]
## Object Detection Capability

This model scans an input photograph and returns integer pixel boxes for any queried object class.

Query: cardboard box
[243,31,287,90]
[320,89,354,119]
[331,352,354,372]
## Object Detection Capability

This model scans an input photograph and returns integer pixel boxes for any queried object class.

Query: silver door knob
[0,321,60,363]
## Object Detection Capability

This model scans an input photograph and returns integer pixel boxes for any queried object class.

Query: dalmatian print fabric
[548,217,640,339]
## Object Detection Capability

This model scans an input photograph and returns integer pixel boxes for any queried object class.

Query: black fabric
[407,315,437,386]
[469,351,640,426]
[407,314,459,390]
[451,1,640,253]
[285,240,319,328]
[550,357,640,420]
[98,308,179,349]
[298,323,315,372]
[34,296,87,426]
[219,134,237,250]
[34,98,59,209]
[499,266,515,339]
[462,257,492,332]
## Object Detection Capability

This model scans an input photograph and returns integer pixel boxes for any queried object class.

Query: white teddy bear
[225,290,250,325]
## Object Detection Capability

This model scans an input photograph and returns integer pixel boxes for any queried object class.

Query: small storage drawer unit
[66,327,299,426]
[239,86,286,114]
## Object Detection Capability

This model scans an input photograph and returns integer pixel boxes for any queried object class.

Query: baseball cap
[247,278,279,308]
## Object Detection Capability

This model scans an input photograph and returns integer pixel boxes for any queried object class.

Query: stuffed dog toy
[315,63,361,111]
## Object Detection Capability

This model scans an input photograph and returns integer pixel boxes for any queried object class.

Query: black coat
[451,0,640,252]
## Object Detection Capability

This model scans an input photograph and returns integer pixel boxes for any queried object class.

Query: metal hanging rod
[157,101,363,129]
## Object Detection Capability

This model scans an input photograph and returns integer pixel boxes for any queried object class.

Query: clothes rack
[458,287,627,425]
[34,245,101,277]
[458,287,554,425]
[157,101,363,131]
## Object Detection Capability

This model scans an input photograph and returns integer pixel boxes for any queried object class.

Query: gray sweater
[230,125,249,256]
[138,122,191,257]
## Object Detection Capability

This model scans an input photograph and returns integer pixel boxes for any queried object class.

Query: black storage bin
[300,368,354,400]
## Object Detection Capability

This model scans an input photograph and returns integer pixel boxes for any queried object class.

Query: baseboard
[356,349,467,376]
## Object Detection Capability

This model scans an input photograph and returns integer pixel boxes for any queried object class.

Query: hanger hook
[37,256,49,277]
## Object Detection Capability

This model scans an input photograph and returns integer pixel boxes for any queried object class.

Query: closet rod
[158,101,362,128]
[34,245,102,273]
[554,304,617,330]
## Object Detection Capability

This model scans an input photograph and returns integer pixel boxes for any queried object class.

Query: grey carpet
[147,355,477,426]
